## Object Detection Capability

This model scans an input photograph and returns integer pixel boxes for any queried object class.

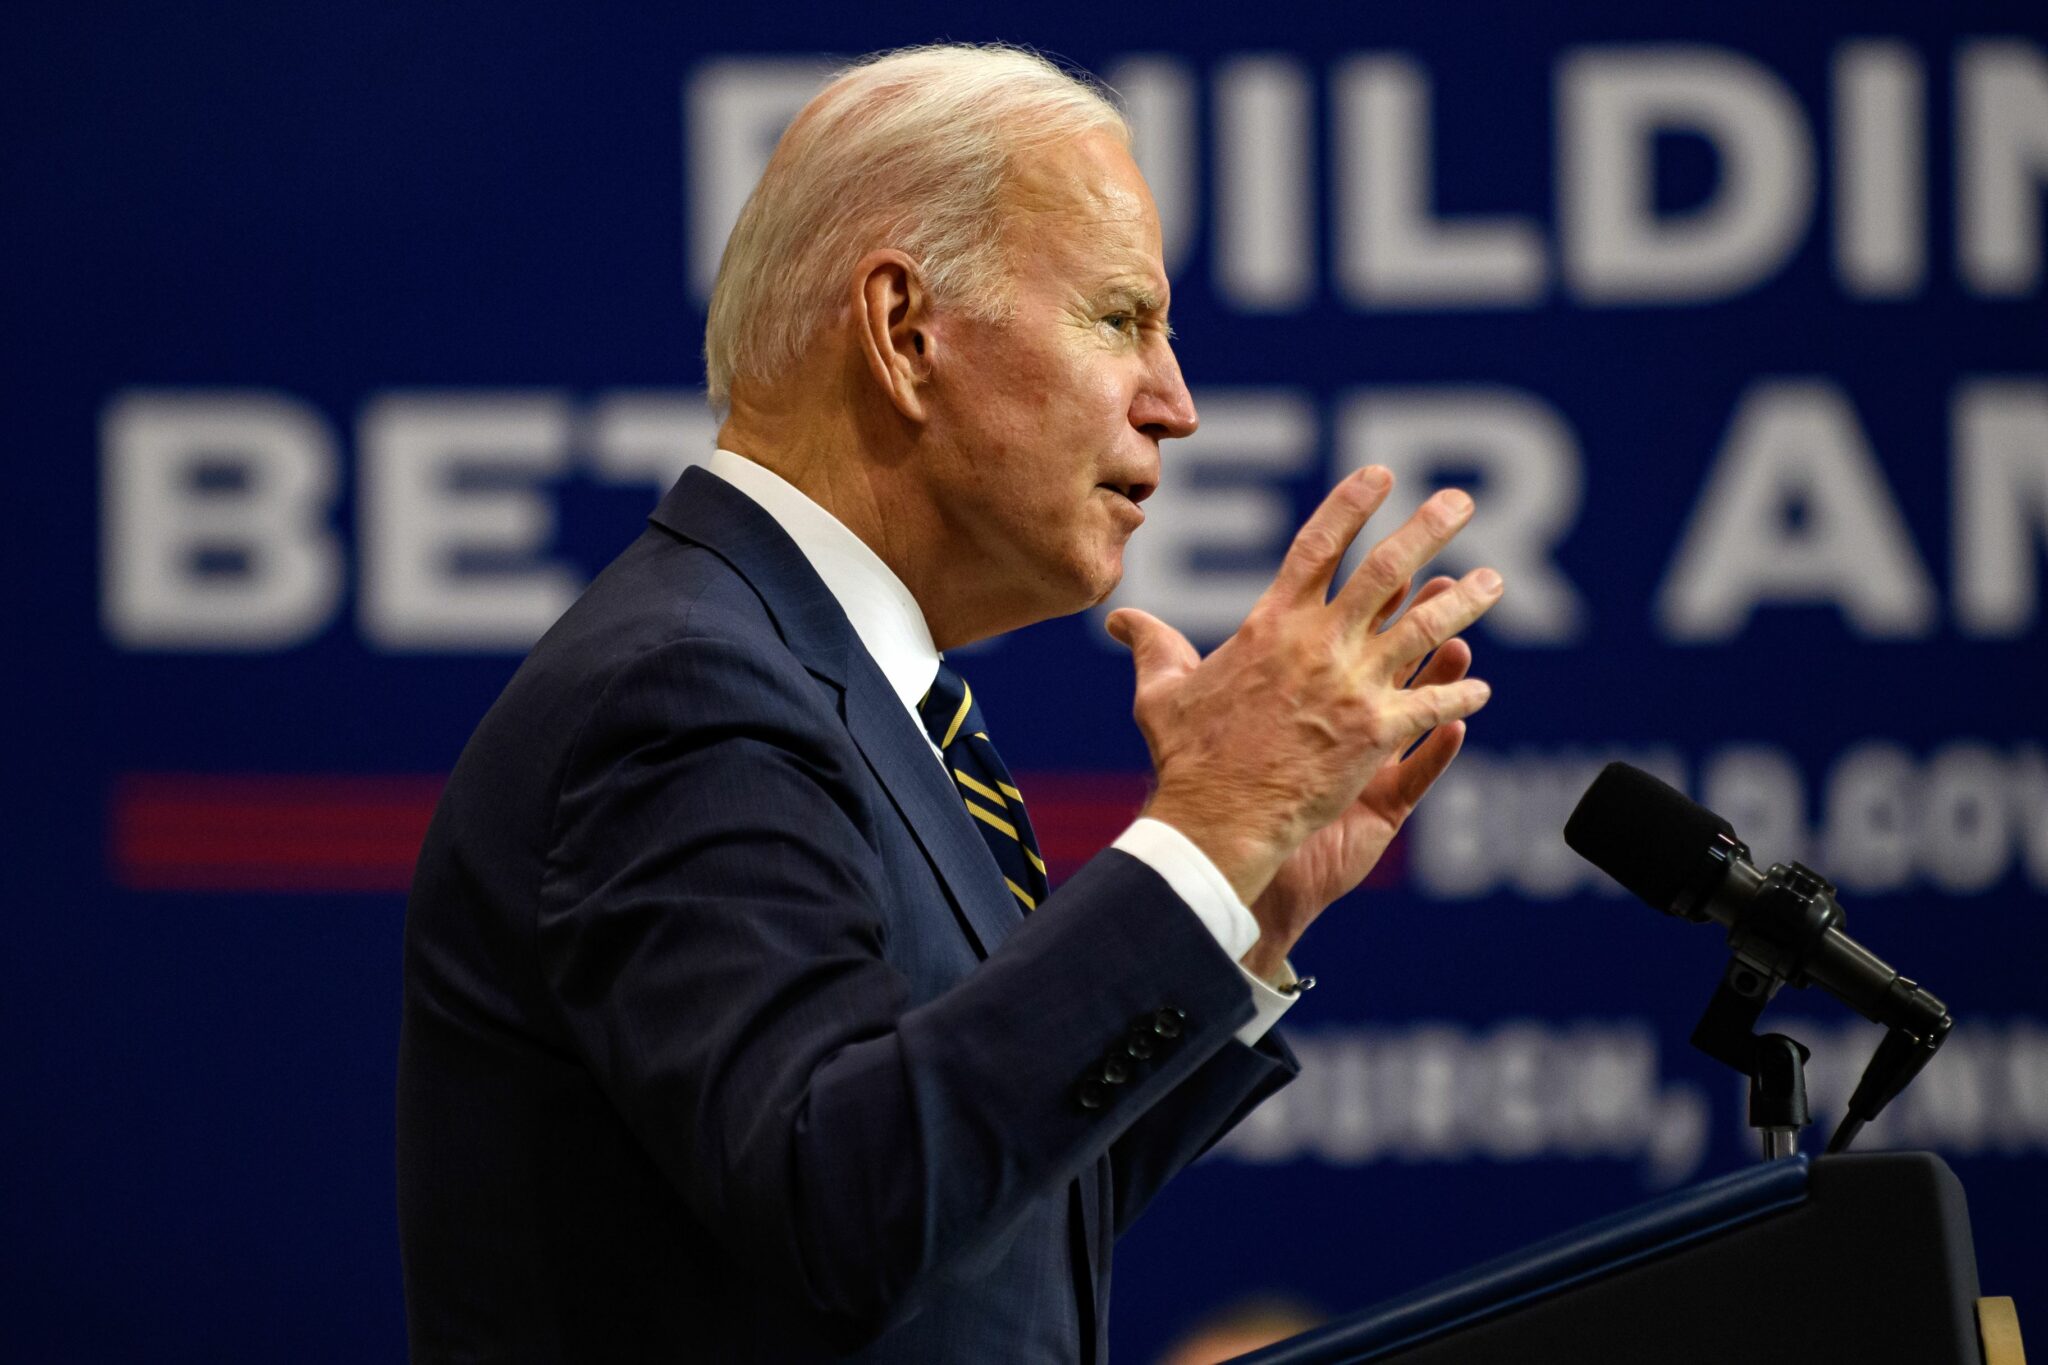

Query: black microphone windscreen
[1564,762,1734,910]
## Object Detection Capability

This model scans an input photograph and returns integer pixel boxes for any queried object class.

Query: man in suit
[397,43,1503,1362]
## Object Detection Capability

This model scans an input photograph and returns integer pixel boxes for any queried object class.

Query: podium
[1236,1153,2008,1364]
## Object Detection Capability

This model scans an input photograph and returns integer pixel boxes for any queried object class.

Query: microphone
[1564,762,1945,1035]
[1565,761,1951,1152]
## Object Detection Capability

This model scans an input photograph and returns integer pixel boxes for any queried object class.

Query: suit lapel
[649,468,1022,960]
[840,655,1023,959]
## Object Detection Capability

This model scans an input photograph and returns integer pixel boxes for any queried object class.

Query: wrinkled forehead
[1001,130,1166,284]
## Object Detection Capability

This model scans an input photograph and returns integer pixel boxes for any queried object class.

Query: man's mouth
[1097,480,1157,505]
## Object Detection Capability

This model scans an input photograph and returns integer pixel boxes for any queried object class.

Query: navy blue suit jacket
[396,468,1297,1362]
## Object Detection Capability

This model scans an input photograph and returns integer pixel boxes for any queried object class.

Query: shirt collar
[703,448,941,712]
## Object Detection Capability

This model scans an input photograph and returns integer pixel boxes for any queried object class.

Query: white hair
[703,43,1129,407]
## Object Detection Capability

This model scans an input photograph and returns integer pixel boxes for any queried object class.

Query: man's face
[917,129,1198,634]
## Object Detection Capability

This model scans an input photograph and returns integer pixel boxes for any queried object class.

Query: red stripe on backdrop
[1016,772,1155,879]
[110,774,446,893]
[106,770,1403,894]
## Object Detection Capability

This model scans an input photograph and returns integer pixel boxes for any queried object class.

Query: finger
[1377,567,1503,674]
[1396,676,1493,737]
[1261,466,1394,609]
[1402,635,1471,690]
[1393,719,1467,809]
[1374,574,1455,636]
[1332,487,1476,628]
[1105,607,1201,684]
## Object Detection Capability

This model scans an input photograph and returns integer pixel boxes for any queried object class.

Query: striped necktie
[917,662,1051,913]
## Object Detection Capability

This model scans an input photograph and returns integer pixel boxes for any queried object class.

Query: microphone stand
[1684,855,1953,1161]
[1690,956,1814,1161]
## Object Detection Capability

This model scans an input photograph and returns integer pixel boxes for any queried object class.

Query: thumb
[1105,608,1199,680]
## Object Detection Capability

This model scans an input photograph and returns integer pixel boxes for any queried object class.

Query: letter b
[102,392,342,649]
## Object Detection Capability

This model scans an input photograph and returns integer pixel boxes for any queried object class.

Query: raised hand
[1106,466,1502,968]
[1240,617,1470,980]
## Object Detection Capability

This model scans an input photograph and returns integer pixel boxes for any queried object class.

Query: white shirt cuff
[1110,817,1301,1045]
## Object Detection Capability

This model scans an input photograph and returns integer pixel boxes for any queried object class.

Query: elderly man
[397,43,1502,1363]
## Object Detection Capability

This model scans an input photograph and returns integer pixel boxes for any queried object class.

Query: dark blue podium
[1235,1153,1987,1364]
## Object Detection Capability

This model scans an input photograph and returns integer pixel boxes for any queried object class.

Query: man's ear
[852,250,932,422]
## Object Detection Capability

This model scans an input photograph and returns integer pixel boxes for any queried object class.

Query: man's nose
[1132,348,1199,441]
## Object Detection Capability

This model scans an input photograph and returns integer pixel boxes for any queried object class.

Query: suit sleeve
[1107,1031,1298,1237]
[534,632,1265,1351]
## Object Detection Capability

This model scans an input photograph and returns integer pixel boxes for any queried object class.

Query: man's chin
[1075,556,1125,612]
[1028,559,1124,624]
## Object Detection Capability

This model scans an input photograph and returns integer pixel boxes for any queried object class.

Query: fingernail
[1358,466,1390,489]
[1442,488,1474,515]
[1474,568,1502,593]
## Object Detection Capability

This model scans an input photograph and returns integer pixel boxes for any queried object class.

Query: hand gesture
[1107,466,1502,967]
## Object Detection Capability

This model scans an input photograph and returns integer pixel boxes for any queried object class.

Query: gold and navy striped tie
[918,662,1050,913]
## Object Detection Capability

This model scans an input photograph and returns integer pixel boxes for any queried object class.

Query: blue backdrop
[8,2,2045,1359]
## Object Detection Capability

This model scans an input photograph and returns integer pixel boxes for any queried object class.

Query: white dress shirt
[703,449,1298,1045]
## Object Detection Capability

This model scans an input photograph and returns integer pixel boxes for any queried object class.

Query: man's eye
[1101,313,1136,335]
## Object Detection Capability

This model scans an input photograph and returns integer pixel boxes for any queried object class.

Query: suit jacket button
[1123,1029,1156,1061]
[1101,1055,1132,1085]
[1151,1008,1185,1040]
[1075,1077,1109,1111]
